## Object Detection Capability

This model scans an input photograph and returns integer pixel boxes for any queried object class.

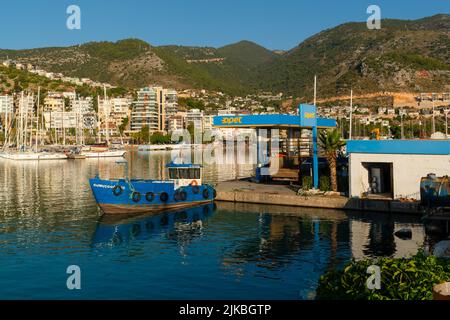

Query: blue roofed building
[347,140,450,200]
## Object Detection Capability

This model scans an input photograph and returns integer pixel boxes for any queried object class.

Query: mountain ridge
[0,14,448,98]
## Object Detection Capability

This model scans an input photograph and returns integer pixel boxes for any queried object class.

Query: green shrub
[302,176,312,190]
[319,176,331,191]
[316,251,450,300]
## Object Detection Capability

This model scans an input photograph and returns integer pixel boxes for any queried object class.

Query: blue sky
[0,0,448,50]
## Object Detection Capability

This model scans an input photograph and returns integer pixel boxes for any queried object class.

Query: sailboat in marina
[68,86,126,159]
[0,89,67,161]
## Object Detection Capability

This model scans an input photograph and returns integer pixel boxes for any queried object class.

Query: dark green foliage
[82,39,150,61]
[150,132,171,145]
[178,97,205,110]
[302,176,312,190]
[316,251,450,300]
[118,117,129,135]
[319,176,330,191]
[384,53,450,70]
[318,129,346,154]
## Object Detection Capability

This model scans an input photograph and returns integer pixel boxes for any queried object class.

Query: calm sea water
[0,150,427,299]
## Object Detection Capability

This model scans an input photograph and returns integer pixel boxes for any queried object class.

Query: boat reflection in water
[91,203,215,247]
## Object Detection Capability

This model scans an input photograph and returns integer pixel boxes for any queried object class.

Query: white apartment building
[186,108,203,129]
[63,92,77,100]
[202,115,214,131]
[131,87,159,132]
[98,97,132,135]
[0,95,14,114]
[71,97,94,115]
[378,107,387,115]
[16,93,35,115]
[160,88,178,116]
[44,96,64,112]
[131,87,178,133]
[387,108,396,115]
[167,112,186,132]
[43,111,78,129]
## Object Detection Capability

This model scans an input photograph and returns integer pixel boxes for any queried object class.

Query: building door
[364,162,393,198]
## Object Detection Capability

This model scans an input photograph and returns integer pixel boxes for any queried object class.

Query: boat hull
[82,150,126,158]
[89,178,216,215]
[0,152,67,160]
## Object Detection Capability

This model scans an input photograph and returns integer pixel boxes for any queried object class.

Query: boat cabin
[167,163,202,189]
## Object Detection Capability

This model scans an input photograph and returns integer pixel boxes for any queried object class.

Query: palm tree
[318,129,345,192]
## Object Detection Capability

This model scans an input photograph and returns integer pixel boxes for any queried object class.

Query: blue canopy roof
[213,114,336,129]
[346,140,450,155]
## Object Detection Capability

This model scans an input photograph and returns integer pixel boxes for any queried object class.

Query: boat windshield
[168,168,201,180]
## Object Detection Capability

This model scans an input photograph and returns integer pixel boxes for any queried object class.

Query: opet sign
[221,117,243,125]
[299,104,317,127]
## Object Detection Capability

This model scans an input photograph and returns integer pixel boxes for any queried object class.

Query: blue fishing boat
[89,160,216,214]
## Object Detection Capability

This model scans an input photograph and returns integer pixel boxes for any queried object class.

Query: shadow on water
[215,201,428,262]
[91,203,216,248]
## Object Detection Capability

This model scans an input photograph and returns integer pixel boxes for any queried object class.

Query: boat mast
[4,94,8,148]
[35,87,40,151]
[104,85,110,145]
[74,93,78,146]
[23,93,29,150]
[62,98,66,146]
[17,92,22,149]
[29,92,33,148]
[54,110,58,145]
[97,95,101,144]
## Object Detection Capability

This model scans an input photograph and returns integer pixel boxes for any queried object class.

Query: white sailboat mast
[4,94,8,147]
[62,98,66,146]
[104,85,110,145]
[97,95,101,143]
[35,87,40,151]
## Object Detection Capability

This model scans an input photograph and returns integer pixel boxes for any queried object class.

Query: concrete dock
[215,180,422,214]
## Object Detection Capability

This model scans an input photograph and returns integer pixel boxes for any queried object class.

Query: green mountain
[0,14,448,98]
[255,14,450,98]
[153,40,279,94]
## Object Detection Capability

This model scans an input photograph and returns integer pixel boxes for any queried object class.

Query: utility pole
[313,75,317,106]
[400,108,404,139]
[432,100,435,135]
[410,120,413,139]
[349,89,353,140]
[445,108,449,138]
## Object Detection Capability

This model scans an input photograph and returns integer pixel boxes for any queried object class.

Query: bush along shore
[316,251,450,300]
